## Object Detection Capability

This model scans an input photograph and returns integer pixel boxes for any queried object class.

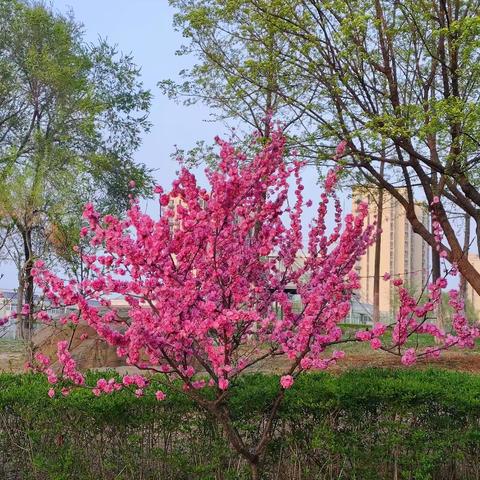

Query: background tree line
[163,0,480,322]
[0,0,154,341]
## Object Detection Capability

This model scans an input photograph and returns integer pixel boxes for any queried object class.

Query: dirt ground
[2,338,480,375]
[332,350,480,373]
[249,347,480,375]
[0,340,24,372]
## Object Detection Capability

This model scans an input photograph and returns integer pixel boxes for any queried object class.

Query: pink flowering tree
[31,129,479,479]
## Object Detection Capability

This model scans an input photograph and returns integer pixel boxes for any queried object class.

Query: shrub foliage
[1,368,480,479]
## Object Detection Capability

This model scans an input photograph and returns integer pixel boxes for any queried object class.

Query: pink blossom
[30,126,475,425]
[335,140,347,156]
[372,323,387,337]
[401,348,417,366]
[36,311,50,323]
[355,330,373,342]
[280,375,294,389]
[155,390,166,401]
[48,388,55,398]
[34,352,51,367]
[332,350,345,360]
[56,341,84,386]
[192,380,206,389]
[300,357,312,370]
[436,278,447,289]
[425,347,441,360]
[218,378,229,390]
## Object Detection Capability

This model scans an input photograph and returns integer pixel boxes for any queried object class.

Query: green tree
[160,0,316,144]
[0,0,153,340]
[167,0,480,297]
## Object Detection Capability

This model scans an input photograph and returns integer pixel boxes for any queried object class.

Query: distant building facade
[352,187,430,319]
[0,290,17,339]
[0,290,66,340]
[466,254,480,317]
[0,290,131,341]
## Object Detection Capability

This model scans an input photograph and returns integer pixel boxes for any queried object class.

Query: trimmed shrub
[1,368,479,479]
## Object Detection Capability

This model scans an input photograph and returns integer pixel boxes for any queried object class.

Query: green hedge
[1,368,480,479]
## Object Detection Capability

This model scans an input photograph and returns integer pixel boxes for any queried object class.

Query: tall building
[352,187,430,319]
[465,254,480,317]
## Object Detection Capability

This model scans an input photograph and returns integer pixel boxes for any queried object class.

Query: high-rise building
[352,187,430,319]
[465,254,480,316]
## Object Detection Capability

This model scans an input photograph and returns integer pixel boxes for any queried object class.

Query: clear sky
[52,0,221,183]
[0,0,337,288]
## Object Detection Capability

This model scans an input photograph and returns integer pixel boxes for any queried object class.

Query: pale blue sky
[52,0,221,184]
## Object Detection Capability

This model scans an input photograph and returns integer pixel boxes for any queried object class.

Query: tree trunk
[373,160,385,323]
[460,213,470,310]
[18,227,34,343]
[430,205,443,329]
[211,388,286,480]
[250,461,260,480]
[15,272,24,340]
[212,403,261,479]
[430,170,441,284]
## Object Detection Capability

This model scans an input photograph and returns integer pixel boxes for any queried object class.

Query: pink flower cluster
[401,348,417,366]
[280,375,294,389]
[431,210,448,259]
[31,130,377,395]
[355,322,386,351]
[57,341,85,386]
[32,129,477,393]
[372,220,480,366]
[92,377,123,397]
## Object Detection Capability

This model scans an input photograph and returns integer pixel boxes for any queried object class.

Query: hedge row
[1,368,480,479]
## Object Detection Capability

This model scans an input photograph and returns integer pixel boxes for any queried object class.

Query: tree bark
[460,213,470,310]
[15,271,24,340]
[430,170,441,284]
[430,168,443,328]
[373,160,385,324]
[210,386,286,479]
[250,461,260,480]
[18,226,34,343]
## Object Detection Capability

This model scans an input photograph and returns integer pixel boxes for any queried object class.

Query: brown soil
[0,323,125,373]
[2,332,480,375]
[334,350,480,373]
[248,349,480,375]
